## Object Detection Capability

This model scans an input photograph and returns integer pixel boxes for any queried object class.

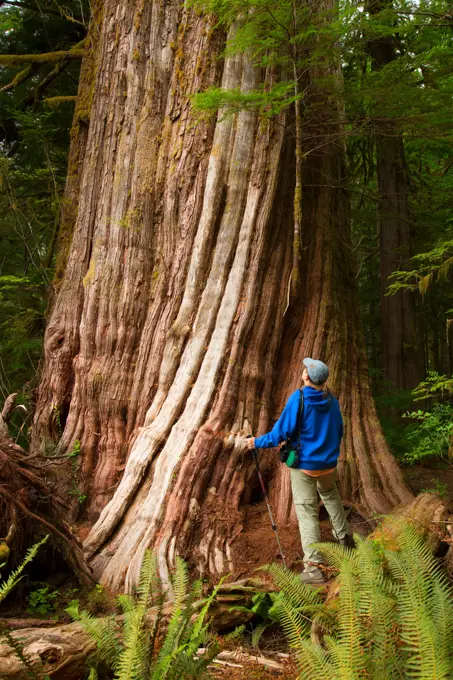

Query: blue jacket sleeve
[254,391,299,449]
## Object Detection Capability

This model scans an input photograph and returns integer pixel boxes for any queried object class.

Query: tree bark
[31,0,412,592]
[366,0,423,390]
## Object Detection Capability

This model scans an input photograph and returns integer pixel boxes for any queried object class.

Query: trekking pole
[247,436,287,568]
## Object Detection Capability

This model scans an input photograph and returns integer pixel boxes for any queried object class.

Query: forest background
[1,0,452,467]
[1,2,453,677]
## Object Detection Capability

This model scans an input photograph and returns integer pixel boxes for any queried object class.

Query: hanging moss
[43,96,77,108]
[0,50,85,66]
[2,63,40,91]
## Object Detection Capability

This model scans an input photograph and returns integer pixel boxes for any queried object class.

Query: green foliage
[412,371,453,400]
[419,478,448,497]
[86,583,116,615]
[0,0,89,396]
[267,520,453,679]
[68,550,223,680]
[191,0,340,118]
[0,535,48,604]
[230,590,280,647]
[27,586,60,615]
[68,481,87,504]
[399,372,453,464]
[402,403,453,464]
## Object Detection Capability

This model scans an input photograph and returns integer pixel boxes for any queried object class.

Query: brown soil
[403,463,453,500]
[230,500,372,579]
[210,651,298,680]
[229,462,453,579]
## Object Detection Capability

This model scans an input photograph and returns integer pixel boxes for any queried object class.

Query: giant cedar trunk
[32,0,412,591]
[367,0,423,390]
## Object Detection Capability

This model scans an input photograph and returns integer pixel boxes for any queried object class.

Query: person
[245,357,354,585]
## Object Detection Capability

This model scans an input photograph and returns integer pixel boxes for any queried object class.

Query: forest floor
[229,462,453,577]
[208,642,298,679]
[1,464,452,680]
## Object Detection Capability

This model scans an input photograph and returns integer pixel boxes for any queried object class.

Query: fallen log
[0,621,95,680]
[0,618,59,630]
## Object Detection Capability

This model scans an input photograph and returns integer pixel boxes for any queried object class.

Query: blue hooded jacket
[254,387,343,470]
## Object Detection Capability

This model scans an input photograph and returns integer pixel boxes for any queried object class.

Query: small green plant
[27,586,60,616]
[68,480,87,504]
[69,439,82,457]
[402,403,453,465]
[420,478,449,497]
[68,550,228,679]
[86,583,115,614]
[232,590,280,647]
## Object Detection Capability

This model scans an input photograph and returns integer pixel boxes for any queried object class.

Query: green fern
[66,604,121,669]
[0,535,48,604]
[0,536,49,677]
[266,520,453,679]
[71,550,220,680]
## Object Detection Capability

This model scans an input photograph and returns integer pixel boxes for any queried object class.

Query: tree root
[0,393,93,585]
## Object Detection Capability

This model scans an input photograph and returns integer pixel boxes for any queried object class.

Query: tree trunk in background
[367,0,423,391]
[32,0,412,592]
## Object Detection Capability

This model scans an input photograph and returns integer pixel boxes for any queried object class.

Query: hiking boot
[339,534,356,549]
[300,568,327,586]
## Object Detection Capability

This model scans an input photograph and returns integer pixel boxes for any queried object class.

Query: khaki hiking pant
[290,468,349,572]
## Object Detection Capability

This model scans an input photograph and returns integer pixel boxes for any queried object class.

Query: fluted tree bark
[32,0,412,592]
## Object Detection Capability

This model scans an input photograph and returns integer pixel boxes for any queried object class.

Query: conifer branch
[0,47,85,67]
[0,63,41,93]
[43,95,77,107]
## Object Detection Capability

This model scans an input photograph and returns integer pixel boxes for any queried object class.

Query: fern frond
[67,604,121,668]
[334,561,368,678]
[251,622,268,647]
[386,545,451,679]
[271,593,309,651]
[137,549,159,609]
[224,624,245,643]
[261,563,323,613]
[172,555,189,608]
[430,580,453,658]
[296,638,337,680]
[0,535,48,604]
[88,667,98,680]
[311,540,360,571]
[117,593,136,615]
[384,518,446,585]
[114,605,147,680]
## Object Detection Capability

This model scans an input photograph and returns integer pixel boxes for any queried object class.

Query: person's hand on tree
[245,436,256,451]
